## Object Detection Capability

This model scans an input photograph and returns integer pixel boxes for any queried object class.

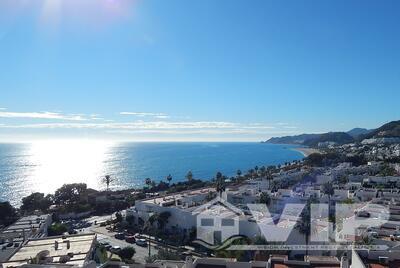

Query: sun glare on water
[27,140,114,194]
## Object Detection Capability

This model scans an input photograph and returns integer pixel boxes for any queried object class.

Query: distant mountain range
[264,120,400,146]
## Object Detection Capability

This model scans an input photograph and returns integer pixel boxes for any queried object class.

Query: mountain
[362,120,400,139]
[302,132,354,147]
[265,134,321,145]
[347,128,372,138]
[265,132,354,146]
[265,120,400,147]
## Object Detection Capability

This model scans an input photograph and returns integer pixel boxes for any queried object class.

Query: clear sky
[0,0,400,142]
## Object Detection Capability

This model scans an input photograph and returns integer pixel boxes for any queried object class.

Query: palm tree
[166,174,172,184]
[298,205,311,257]
[297,196,318,257]
[266,172,274,190]
[144,214,157,257]
[248,169,255,179]
[259,166,266,177]
[103,175,113,191]
[254,166,259,177]
[156,211,171,230]
[215,172,225,196]
[145,178,152,188]
[185,171,193,183]
[322,182,335,218]
[236,169,242,179]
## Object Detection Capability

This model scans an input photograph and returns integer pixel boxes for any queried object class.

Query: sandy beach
[292,147,321,157]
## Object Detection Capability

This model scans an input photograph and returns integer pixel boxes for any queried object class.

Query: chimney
[66,240,70,249]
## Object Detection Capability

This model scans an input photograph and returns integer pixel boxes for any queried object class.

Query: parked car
[114,233,125,240]
[136,239,147,247]
[134,233,144,239]
[99,241,110,247]
[125,236,136,244]
[110,246,121,253]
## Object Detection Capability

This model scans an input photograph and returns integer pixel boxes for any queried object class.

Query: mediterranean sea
[0,141,304,206]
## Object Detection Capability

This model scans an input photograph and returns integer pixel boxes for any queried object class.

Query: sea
[0,141,304,206]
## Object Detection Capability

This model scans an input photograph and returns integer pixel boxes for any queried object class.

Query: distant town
[1,120,400,268]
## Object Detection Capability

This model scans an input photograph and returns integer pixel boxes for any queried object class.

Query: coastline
[292,147,320,157]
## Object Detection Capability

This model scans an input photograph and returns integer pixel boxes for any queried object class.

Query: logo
[191,192,393,251]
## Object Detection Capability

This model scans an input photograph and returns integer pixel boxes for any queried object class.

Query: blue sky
[0,0,400,141]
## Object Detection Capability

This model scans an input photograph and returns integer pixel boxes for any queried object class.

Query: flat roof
[1,215,50,235]
[1,233,96,268]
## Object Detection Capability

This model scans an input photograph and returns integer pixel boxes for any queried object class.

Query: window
[201,218,214,226]
[221,219,235,226]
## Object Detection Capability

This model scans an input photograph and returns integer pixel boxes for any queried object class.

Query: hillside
[265,134,321,145]
[302,132,355,147]
[347,128,372,138]
[362,120,400,139]
[265,120,400,147]
[265,132,354,146]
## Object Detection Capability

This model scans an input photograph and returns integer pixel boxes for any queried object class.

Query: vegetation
[0,201,18,227]
[146,248,181,262]
[54,183,89,210]
[21,192,53,214]
[305,152,342,167]
[118,246,136,260]
[47,222,68,236]
[303,132,354,147]
[379,164,397,176]
[363,120,400,139]
[259,192,271,206]
[102,175,113,191]
[185,170,194,182]
[215,172,226,196]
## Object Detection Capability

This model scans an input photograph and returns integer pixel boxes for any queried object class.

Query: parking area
[88,225,158,263]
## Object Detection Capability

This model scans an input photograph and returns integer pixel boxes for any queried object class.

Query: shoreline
[292,147,320,157]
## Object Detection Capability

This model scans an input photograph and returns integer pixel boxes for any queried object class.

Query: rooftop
[1,233,96,268]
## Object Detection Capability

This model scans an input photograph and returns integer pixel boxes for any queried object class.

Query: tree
[156,211,171,230]
[102,175,113,191]
[118,246,136,260]
[21,192,53,213]
[322,182,335,217]
[297,197,317,257]
[236,169,242,179]
[126,215,135,226]
[297,201,311,257]
[259,192,271,206]
[322,182,334,197]
[54,183,88,206]
[48,223,68,236]
[215,172,225,196]
[166,174,172,184]
[0,202,18,227]
[259,166,266,177]
[145,178,152,188]
[185,171,193,182]
[266,172,274,190]
[115,211,123,223]
[248,169,255,179]
[154,248,181,261]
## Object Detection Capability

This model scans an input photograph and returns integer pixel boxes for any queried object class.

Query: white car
[135,239,148,247]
